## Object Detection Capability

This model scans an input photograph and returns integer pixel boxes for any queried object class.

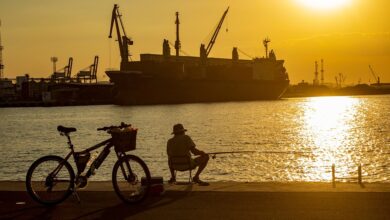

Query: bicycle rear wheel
[112,155,151,203]
[26,155,75,205]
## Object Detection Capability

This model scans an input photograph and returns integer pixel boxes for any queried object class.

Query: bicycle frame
[49,134,111,177]
[51,132,135,183]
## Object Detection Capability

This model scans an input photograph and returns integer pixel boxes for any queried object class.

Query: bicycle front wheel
[26,155,75,205]
[112,155,151,203]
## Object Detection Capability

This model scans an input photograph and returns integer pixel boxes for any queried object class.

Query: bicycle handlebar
[97,122,131,131]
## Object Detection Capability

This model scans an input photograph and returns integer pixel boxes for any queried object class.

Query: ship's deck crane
[202,7,229,58]
[237,48,254,59]
[168,40,189,56]
[368,65,380,84]
[109,4,133,64]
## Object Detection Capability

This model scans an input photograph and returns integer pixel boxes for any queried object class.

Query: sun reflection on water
[299,96,361,181]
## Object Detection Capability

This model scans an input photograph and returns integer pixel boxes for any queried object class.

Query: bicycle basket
[111,128,137,152]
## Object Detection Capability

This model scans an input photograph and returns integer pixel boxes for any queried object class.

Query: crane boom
[368,65,380,84]
[205,7,229,57]
[237,48,253,59]
[109,4,133,63]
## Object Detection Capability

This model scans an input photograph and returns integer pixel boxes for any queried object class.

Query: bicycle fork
[118,154,136,183]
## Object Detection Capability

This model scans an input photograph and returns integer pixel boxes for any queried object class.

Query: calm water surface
[0,95,389,182]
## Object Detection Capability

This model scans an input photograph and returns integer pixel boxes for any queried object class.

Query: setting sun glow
[296,0,352,10]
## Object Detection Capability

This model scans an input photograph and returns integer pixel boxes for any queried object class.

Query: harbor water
[0,95,389,182]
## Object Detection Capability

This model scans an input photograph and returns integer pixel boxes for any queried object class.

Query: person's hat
[172,123,187,134]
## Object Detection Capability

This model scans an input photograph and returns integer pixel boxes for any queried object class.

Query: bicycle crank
[76,176,88,189]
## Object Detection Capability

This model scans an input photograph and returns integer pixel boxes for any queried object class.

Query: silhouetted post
[0,20,4,79]
[358,164,362,184]
[332,164,335,187]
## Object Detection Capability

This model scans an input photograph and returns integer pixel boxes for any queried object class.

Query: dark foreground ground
[1,181,390,220]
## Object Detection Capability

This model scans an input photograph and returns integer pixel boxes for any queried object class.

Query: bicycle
[26,122,151,205]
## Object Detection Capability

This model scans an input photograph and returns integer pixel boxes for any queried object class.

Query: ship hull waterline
[107,71,289,105]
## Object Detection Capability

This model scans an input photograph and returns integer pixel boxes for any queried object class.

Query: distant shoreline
[283,83,390,98]
[1,93,389,108]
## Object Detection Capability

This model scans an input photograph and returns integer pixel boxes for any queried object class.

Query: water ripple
[0,95,389,182]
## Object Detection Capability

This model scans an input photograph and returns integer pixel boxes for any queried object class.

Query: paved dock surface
[1,181,390,220]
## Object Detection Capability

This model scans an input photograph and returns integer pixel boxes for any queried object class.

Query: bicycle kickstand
[72,188,81,203]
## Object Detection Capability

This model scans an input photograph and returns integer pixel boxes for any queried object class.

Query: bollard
[332,164,336,187]
[358,164,362,184]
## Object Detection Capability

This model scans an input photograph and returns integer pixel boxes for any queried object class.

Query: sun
[296,0,352,10]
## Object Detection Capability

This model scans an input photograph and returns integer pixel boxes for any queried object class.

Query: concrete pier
[1,181,390,219]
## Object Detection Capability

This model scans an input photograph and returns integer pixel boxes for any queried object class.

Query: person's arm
[187,136,206,155]
[190,147,206,156]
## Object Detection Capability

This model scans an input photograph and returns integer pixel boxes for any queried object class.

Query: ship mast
[109,4,133,65]
[0,20,4,79]
[175,12,181,57]
[263,38,270,58]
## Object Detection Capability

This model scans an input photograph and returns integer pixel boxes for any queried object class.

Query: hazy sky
[0,0,389,84]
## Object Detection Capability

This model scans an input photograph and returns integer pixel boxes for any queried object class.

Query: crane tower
[313,61,319,86]
[321,59,324,85]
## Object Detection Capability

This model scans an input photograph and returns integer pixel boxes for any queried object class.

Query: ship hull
[107,71,289,105]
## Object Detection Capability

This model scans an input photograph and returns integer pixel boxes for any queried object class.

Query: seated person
[167,123,209,185]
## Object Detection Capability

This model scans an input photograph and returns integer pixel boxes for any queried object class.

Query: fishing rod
[206,151,255,159]
[206,150,311,159]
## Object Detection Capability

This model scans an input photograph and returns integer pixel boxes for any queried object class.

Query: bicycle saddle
[57,125,77,133]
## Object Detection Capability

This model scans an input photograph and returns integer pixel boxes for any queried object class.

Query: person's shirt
[167,134,195,159]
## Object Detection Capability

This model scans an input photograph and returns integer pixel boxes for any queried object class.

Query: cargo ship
[106,5,289,105]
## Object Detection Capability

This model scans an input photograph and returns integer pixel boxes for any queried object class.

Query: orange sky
[0,0,389,84]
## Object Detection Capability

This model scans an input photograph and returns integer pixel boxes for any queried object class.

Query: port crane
[109,4,133,64]
[335,73,346,88]
[202,7,229,58]
[51,57,73,82]
[368,65,380,84]
[77,56,99,83]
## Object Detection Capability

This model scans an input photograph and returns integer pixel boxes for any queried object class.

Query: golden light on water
[300,96,360,181]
